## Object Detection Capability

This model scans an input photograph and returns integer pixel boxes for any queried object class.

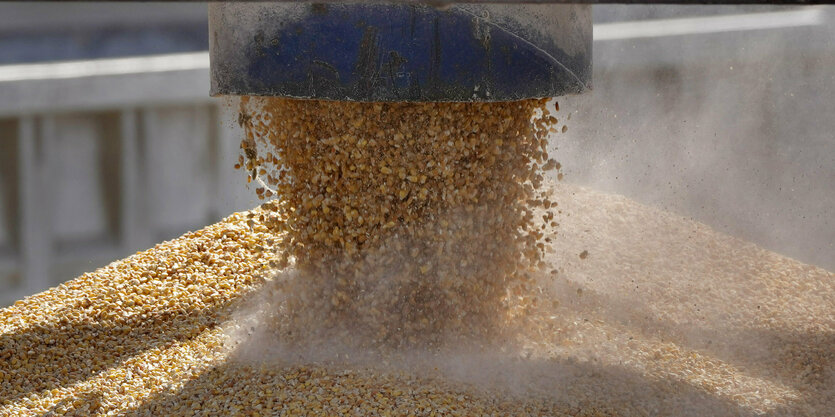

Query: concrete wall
[0,102,258,306]
[1,4,833,306]
[0,3,256,306]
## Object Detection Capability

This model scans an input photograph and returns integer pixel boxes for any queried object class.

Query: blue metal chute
[210,2,591,102]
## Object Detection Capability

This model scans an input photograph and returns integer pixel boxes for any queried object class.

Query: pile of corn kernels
[2,185,833,416]
[2,96,832,416]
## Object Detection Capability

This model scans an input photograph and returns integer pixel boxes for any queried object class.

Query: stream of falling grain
[232,97,564,353]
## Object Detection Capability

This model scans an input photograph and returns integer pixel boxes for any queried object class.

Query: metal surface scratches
[210,3,592,102]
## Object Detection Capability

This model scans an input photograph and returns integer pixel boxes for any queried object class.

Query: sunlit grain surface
[1,184,831,416]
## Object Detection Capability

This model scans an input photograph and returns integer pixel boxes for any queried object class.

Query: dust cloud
[559,5,835,271]
[221,6,834,416]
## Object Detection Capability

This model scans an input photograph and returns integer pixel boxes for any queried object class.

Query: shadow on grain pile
[557,279,835,393]
[0,295,248,408]
[122,353,753,417]
[115,277,788,417]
